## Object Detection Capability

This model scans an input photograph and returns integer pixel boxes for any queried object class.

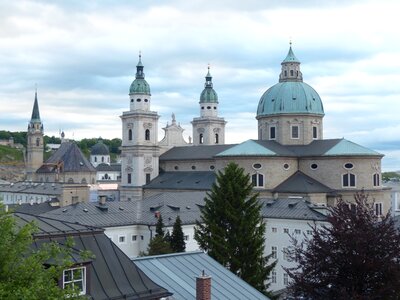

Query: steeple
[200,65,218,104]
[30,90,41,123]
[279,42,303,82]
[135,52,145,79]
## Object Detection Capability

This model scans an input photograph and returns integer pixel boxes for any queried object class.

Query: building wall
[192,117,226,146]
[36,171,96,185]
[60,184,90,206]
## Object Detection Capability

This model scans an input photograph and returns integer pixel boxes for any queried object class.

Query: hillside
[0,145,25,181]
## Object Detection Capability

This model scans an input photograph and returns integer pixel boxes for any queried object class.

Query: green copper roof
[129,54,151,95]
[217,140,276,157]
[30,91,41,122]
[324,139,382,156]
[282,46,300,63]
[200,67,218,103]
[257,81,324,117]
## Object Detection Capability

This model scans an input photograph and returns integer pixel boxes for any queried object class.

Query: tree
[155,215,165,237]
[170,216,185,253]
[286,191,400,299]
[0,207,85,299]
[194,162,276,295]
[146,235,173,256]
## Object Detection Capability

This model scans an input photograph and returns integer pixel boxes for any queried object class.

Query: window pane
[251,174,257,186]
[73,269,82,280]
[270,127,276,139]
[64,270,72,282]
[350,174,356,186]
[258,174,264,186]
[343,174,349,186]
[291,126,299,138]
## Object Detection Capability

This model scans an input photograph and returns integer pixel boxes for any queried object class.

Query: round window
[283,163,289,170]
[191,166,196,170]
[311,163,318,170]
[210,165,215,170]
[130,99,134,102]
[253,163,262,169]
[207,106,211,109]
[344,163,354,170]
[144,99,148,102]
[174,166,179,170]
[137,98,141,102]
[201,106,204,109]
[214,106,217,109]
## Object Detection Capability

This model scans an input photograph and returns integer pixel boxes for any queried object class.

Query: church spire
[135,52,145,79]
[279,43,303,82]
[30,89,41,122]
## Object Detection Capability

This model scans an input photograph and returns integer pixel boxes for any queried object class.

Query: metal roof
[14,213,172,300]
[217,140,276,156]
[324,139,382,156]
[0,181,62,196]
[133,251,269,300]
[160,144,235,161]
[273,171,334,194]
[145,171,216,191]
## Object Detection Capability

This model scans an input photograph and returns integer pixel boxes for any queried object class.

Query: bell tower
[26,90,44,179]
[120,54,160,201]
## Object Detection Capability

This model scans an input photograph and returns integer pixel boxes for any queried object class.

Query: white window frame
[373,173,380,187]
[131,235,137,242]
[283,273,289,286]
[184,235,189,241]
[272,227,277,233]
[283,247,289,261]
[312,126,318,139]
[342,173,356,188]
[271,246,277,259]
[271,270,277,284]
[374,202,383,216]
[269,126,276,140]
[291,125,299,139]
[251,173,264,188]
[118,235,126,244]
[63,266,86,296]
[283,228,289,234]
[294,229,301,235]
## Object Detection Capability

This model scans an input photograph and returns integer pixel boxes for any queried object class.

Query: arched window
[101,156,104,163]
[36,138,40,147]
[251,173,264,187]
[145,129,150,141]
[290,70,294,76]
[199,134,204,144]
[342,173,356,187]
[373,173,380,187]
[94,157,97,162]
[128,129,132,141]
[68,178,74,183]
[81,178,87,184]
[284,70,287,76]
[215,133,219,144]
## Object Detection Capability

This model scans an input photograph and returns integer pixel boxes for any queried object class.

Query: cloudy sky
[1,0,400,170]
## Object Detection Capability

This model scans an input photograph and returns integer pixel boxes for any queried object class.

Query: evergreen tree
[194,162,276,295]
[146,235,173,256]
[155,215,165,237]
[170,216,186,253]
[286,191,400,299]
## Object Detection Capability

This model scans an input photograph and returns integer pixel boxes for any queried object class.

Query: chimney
[99,195,106,205]
[154,210,161,219]
[196,270,211,300]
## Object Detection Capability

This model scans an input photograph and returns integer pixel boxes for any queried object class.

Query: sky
[1,0,400,171]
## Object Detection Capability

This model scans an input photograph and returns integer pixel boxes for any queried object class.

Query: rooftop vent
[79,162,84,166]
[288,202,298,208]
[83,208,88,212]
[119,207,124,211]
[62,208,67,212]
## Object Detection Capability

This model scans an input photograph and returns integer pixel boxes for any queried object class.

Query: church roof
[199,66,218,103]
[323,139,381,156]
[91,140,109,155]
[282,45,300,63]
[272,171,335,194]
[145,171,216,191]
[160,144,234,161]
[37,142,96,173]
[217,140,277,156]
[129,54,151,95]
[30,91,41,123]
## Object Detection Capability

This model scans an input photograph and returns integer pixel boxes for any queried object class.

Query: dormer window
[63,266,86,296]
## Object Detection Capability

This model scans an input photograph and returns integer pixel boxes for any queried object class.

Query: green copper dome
[200,67,218,103]
[257,82,324,116]
[129,54,151,95]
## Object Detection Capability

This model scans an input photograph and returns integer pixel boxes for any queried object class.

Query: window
[131,235,137,242]
[373,173,380,186]
[251,173,264,187]
[140,235,144,240]
[283,228,289,234]
[291,125,299,139]
[253,163,262,169]
[313,126,318,139]
[36,138,40,147]
[191,165,196,170]
[199,134,204,144]
[283,273,289,286]
[63,267,86,295]
[128,129,132,141]
[283,163,289,170]
[174,166,179,170]
[144,99,148,102]
[136,98,141,102]
[118,235,126,244]
[272,227,277,233]
[311,163,318,170]
[215,133,219,144]
[145,129,150,141]
[101,156,104,163]
[294,229,301,235]
[306,230,313,235]
[146,173,151,184]
[374,203,383,216]
[344,162,354,170]
[348,203,357,213]
[343,173,356,187]
[127,173,131,184]
[271,246,277,259]
[284,70,287,76]
[271,271,277,284]
[283,247,289,261]
[290,70,294,76]
[270,126,276,140]
[94,157,97,162]
[184,235,189,241]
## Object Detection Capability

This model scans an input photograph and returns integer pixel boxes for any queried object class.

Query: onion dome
[200,66,218,103]
[91,140,109,155]
[129,53,151,95]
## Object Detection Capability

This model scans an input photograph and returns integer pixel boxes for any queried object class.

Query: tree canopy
[0,208,85,299]
[170,216,185,253]
[286,191,400,299]
[194,162,275,295]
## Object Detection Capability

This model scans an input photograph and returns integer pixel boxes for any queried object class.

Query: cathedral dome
[129,54,151,95]
[200,66,218,103]
[257,81,324,117]
[91,140,109,155]
[257,45,324,117]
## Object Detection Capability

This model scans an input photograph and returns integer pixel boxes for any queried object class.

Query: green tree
[155,215,165,237]
[146,235,173,256]
[0,207,85,299]
[286,191,400,299]
[194,162,276,295]
[170,216,186,253]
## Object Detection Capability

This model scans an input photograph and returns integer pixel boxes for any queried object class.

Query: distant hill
[0,145,25,181]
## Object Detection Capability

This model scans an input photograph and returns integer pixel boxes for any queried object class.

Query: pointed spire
[30,89,41,122]
[135,52,145,79]
[279,43,303,82]
[282,41,300,63]
[205,64,213,88]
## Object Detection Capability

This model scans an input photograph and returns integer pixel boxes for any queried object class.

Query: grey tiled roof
[260,198,327,221]
[14,213,172,300]
[160,144,235,161]
[273,171,335,194]
[145,171,216,190]
[133,251,269,300]
[37,142,96,173]
[96,163,121,172]
[0,181,62,195]
[8,202,59,215]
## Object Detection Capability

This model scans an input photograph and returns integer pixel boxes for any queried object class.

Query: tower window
[207,106,211,109]
[313,126,318,139]
[145,129,150,141]
[214,106,216,109]
[270,126,276,140]
[215,133,219,144]
[252,173,264,187]
[101,156,104,163]
[343,173,356,187]
[36,138,40,147]
[94,157,97,162]
[284,70,287,76]
[373,173,380,187]
[199,134,204,144]
[131,99,134,102]
[291,126,299,139]
[128,129,132,141]
[136,98,141,102]
[290,70,294,76]
[144,99,148,102]
[201,106,204,109]
[374,202,383,216]
[127,173,131,184]
[146,173,151,184]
